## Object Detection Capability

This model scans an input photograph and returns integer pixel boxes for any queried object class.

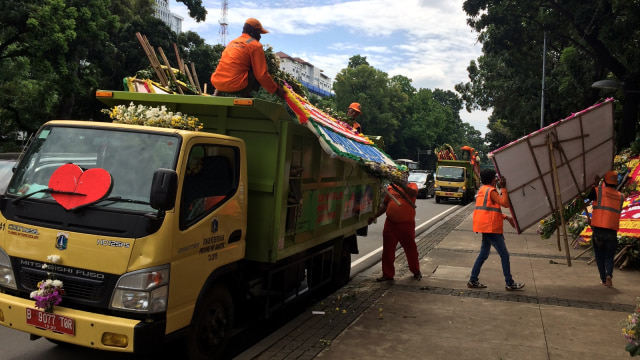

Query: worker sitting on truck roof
[211,18,285,99]
[347,102,362,133]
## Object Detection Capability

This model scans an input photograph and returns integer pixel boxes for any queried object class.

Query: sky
[169,0,491,135]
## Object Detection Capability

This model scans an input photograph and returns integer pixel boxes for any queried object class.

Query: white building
[276,52,333,97]
[153,0,183,34]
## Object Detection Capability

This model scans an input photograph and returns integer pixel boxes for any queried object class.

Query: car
[408,170,435,199]
[0,153,20,193]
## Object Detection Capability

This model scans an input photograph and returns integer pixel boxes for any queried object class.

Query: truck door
[167,141,247,335]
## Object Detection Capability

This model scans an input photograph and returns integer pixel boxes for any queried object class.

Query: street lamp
[592,79,639,149]
[592,79,625,90]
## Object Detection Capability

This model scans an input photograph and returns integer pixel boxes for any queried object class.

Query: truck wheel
[435,196,441,203]
[186,285,234,360]
[461,194,468,205]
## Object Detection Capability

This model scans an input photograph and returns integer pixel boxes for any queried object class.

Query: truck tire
[461,193,468,205]
[185,285,234,360]
[435,196,441,204]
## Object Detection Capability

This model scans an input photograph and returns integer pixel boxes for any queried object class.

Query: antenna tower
[218,0,229,45]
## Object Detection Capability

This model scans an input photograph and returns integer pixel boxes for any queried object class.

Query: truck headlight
[0,248,17,290]
[111,265,169,313]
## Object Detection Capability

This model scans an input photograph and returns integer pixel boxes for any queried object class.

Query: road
[0,197,460,360]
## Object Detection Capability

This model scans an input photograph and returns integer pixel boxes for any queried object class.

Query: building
[153,0,183,34]
[276,52,333,97]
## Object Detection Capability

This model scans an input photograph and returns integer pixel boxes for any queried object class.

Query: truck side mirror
[150,169,178,211]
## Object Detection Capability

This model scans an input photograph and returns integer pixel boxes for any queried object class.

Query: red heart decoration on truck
[48,164,112,210]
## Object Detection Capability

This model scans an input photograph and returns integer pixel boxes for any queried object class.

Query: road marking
[351,206,459,268]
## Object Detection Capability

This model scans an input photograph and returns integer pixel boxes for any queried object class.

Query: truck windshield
[6,125,180,212]
[437,167,465,182]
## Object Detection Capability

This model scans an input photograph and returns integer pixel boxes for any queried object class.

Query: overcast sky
[170,0,491,135]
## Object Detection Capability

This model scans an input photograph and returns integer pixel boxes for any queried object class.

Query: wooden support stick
[157,47,184,94]
[549,132,572,266]
[573,245,592,260]
[614,245,630,264]
[136,33,168,87]
[173,43,185,73]
[190,62,203,94]
[389,183,417,209]
[381,185,401,206]
[184,65,198,94]
[142,35,169,87]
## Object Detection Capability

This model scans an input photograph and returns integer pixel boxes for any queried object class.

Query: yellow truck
[434,160,478,205]
[0,91,385,358]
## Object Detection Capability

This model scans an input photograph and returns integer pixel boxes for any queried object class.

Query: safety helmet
[348,102,362,114]
[604,170,618,185]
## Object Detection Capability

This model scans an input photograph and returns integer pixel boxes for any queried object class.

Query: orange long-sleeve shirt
[210,33,278,94]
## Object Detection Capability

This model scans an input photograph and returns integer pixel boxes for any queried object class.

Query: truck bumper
[0,292,165,353]
[435,191,463,198]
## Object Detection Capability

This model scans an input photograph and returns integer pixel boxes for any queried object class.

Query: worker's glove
[275,86,286,100]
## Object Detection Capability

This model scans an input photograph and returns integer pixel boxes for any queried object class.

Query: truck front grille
[21,270,105,302]
[441,187,459,192]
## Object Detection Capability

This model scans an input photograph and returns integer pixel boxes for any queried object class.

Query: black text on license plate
[26,308,75,336]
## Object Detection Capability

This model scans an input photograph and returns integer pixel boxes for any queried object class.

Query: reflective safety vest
[591,184,623,231]
[473,185,504,233]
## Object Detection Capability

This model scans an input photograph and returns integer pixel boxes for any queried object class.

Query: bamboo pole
[573,245,592,260]
[190,62,203,94]
[549,132,572,266]
[184,65,198,94]
[135,33,169,87]
[157,47,184,95]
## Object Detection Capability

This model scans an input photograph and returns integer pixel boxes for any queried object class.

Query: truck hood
[3,221,133,275]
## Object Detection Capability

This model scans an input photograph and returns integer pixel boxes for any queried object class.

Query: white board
[489,99,615,234]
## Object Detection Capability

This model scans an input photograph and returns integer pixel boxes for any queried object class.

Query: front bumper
[435,191,463,198]
[0,292,165,353]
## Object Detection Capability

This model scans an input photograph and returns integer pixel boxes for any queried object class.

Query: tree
[333,62,402,146]
[176,0,207,22]
[459,0,640,149]
[0,0,76,135]
[347,55,369,69]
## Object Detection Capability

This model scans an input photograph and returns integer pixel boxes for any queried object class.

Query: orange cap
[245,18,269,34]
[348,102,361,114]
[604,171,618,185]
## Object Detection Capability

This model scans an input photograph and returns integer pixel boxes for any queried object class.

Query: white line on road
[350,206,459,268]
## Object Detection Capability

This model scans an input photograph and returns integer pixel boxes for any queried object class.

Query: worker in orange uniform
[467,169,525,291]
[347,102,362,133]
[368,180,422,282]
[588,171,623,287]
[211,18,285,99]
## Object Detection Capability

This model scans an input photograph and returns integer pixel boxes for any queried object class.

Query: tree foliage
[457,0,640,150]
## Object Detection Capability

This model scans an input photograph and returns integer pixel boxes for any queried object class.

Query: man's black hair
[480,168,496,185]
[243,23,261,41]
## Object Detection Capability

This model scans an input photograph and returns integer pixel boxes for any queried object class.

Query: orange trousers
[381,219,420,278]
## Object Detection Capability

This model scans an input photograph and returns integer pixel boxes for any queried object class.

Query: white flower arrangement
[102,102,203,131]
[30,255,65,312]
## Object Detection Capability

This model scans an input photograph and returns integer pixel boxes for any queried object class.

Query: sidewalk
[313,206,640,360]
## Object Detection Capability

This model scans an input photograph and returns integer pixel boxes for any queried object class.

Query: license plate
[444,192,456,196]
[26,308,75,336]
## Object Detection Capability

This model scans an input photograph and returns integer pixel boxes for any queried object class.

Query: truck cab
[434,160,477,205]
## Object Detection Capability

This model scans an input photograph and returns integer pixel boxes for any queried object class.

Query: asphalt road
[0,197,461,360]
